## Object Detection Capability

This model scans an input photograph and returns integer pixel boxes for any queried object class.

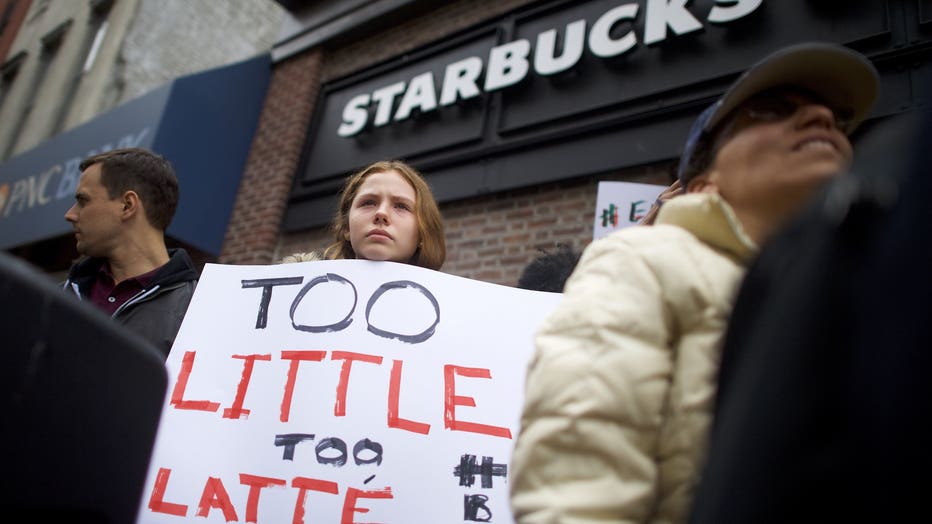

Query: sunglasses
[739,92,854,131]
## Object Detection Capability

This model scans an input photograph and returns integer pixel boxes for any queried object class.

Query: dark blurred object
[690,107,932,523]
[517,244,581,293]
[0,252,168,523]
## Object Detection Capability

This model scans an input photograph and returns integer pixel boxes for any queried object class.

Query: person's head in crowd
[323,160,446,270]
[517,244,581,293]
[65,147,179,258]
[675,42,879,243]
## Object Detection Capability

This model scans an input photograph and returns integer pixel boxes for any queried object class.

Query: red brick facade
[0,0,32,64]
[219,48,323,264]
[439,165,673,286]
[221,0,676,286]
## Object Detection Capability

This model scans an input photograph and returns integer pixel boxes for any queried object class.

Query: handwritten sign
[593,181,666,240]
[137,260,563,523]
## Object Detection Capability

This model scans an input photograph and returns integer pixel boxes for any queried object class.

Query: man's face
[347,169,420,263]
[699,88,854,216]
[64,163,124,257]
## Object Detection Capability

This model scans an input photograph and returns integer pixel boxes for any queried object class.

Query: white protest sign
[593,181,666,240]
[137,260,563,523]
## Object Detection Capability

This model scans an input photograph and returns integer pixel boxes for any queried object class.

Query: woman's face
[347,169,420,263]
[698,88,853,215]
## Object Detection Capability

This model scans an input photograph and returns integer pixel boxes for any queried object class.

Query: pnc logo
[0,128,150,221]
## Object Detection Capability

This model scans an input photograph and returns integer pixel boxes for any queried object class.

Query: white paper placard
[593,181,667,240]
[137,259,563,523]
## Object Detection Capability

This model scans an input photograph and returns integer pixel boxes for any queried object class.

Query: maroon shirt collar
[89,262,162,316]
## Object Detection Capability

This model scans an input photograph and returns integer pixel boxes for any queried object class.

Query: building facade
[3,0,930,288]
[0,0,284,160]
[0,0,32,63]
[0,0,285,273]
[223,0,931,287]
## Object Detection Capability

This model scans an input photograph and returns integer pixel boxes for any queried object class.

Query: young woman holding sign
[283,160,446,270]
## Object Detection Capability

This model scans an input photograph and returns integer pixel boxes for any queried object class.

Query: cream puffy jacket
[511,193,757,524]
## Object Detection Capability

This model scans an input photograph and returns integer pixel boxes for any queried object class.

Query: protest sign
[593,181,666,240]
[137,259,563,523]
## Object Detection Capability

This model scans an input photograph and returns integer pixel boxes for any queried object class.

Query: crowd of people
[49,41,927,521]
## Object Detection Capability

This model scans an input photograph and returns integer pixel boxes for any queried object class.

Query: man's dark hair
[517,244,581,293]
[80,148,179,231]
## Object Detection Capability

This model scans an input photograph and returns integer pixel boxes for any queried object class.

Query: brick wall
[441,164,673,286]
[0,0,32,64]
[219,49,324,265]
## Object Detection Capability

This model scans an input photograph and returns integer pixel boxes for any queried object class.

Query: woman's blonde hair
[322,160,446,270]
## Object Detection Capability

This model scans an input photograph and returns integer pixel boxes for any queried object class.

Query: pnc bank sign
[0,129,150,221]
[336,0,762,138]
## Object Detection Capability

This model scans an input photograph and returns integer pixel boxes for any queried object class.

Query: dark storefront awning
[0,53,271,255]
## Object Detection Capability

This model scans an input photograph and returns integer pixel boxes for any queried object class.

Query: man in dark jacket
[62,147,197,358]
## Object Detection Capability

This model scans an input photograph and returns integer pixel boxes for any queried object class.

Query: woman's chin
[356,247,395,262]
